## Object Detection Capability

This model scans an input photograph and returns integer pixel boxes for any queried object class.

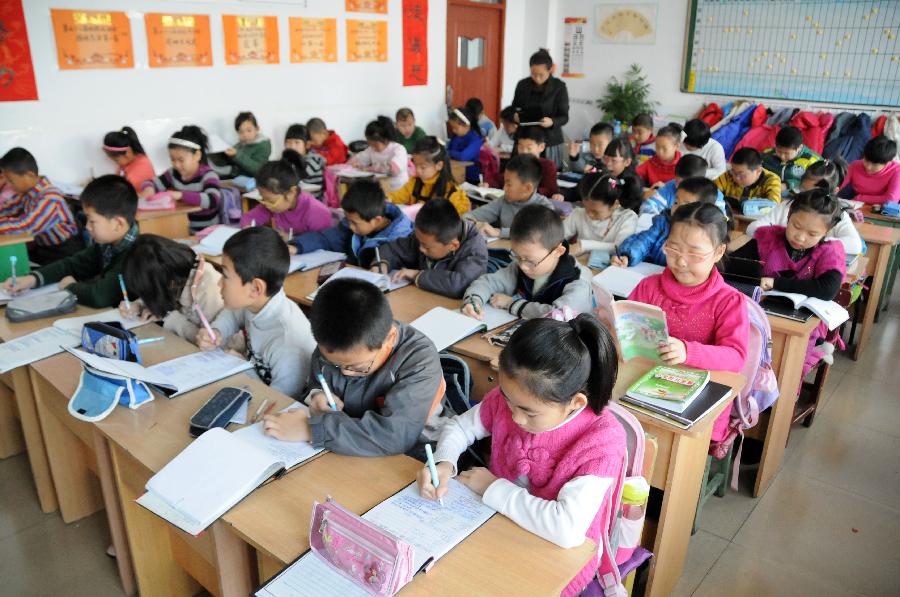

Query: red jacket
[697,103,724,127]
[789,112,834,155]
[538,157,559,197]
[636,152,682,186]
[314,130,348,165]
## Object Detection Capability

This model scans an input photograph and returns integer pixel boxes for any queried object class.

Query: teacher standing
[512,48,570,168]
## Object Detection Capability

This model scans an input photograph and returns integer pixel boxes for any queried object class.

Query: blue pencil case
[81,321,142,364]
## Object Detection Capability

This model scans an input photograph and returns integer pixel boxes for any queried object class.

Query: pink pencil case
[138,191,176,211]
[309,497,415,595]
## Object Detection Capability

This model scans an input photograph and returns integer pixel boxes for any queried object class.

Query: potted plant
[597,63,658,127]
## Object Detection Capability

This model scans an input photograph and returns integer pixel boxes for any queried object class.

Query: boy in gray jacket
[463,205,592,319]
[464,154,555,238]
[198,227,316,399]
[262,278,446,457]
[373,199,487,298]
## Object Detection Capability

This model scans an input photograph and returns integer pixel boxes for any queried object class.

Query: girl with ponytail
[349,115,410,190]
[102,126,155,191]
[388,136,470,215]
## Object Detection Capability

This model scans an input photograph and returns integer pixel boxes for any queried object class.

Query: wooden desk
[136,204,200,239]
[0,232,33,247]
[860,206,900,314]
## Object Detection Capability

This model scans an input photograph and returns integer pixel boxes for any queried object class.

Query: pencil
[252,398,270,424]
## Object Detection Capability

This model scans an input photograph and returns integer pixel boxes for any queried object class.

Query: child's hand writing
[489,293,514,310]
[118,299,142,320]
[457,466,498,496]
[475,222,500,238]
[224,147,237,157]
[1,274,36,294]
[610,255,629,268]
[760,277,775,291]
[417,461,453,501]
[309,391,344,415]
[196,327,223,351]
[551,193,566,202]
[461,301,483,320]
[392,268,419,283]
[169,191,183,200]
[658,337,687,366]
[263,409,310,442]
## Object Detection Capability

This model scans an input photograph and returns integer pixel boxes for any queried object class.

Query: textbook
[305,267,410,300]
[626,365,711,414]
[460,182,505,202]
[288,250,347,274]
[761,291,849,330]
[621,380,733,430]
[193,226,240,257]
[592,263,665,299]
[256,480,495,597]
[137,408,323,536]
[593,284,669,363]
[410,306,517,351]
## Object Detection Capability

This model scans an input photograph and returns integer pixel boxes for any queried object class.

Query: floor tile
[0,454,53,541]
[670,530,729,597]
[817,374,900,438]
[832,315,900,382]
[695,485,759,541]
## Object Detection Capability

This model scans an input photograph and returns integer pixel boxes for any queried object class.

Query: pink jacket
[756,225,846,282]
[629,268,749,372]
[839,160,900,205]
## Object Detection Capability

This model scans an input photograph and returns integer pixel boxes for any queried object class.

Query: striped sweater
[300,152,326,198]
[0,177,79,245]
[144,164,222,232]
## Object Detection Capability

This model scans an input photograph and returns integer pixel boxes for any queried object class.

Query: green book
[625,366,711,413]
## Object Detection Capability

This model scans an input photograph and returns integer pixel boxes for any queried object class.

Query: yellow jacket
[388,174,471,215]
[715,168,783,204]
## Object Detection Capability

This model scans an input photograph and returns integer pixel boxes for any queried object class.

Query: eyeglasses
[510,246,557,270]
[320,355,378,376]
[662,243,716,264]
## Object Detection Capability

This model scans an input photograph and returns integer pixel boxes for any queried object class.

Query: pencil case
[309,497,415,595]
[5,289,77,322]
[68,366,154,422]
[81,321,141,363]
[741,199,778,216]
[188,387,252,438]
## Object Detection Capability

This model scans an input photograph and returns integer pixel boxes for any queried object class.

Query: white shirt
[350,141,410,190]
[682,138,727,180]
[564,207,639,254]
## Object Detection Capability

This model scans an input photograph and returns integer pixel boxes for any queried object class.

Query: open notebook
[592,263,665,299]
[410,306,518,351]
[138,407,324,536]
[762,291,849,330]
[193,226,240,257]
[288,250,346,274]
[256,480,495,597]
[306,267,410,300]
[0,282,60,305]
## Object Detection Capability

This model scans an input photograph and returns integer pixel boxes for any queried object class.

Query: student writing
[306,117,348,166]
[388,136,470,215]
[515,125,561,200]
[838,135,900,205]
[447,106,483,184]
[349,116,410,191]
[761,125,822,195]
[564,173,640,256]
[283,124,326,197]
[715,147,783,213]
[681,118,727,179]
[568,122,614,174]
[395,107,427,154]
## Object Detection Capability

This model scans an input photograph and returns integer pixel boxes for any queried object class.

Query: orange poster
[347,20,387,62]
[145,13,212,68]
[50,9,133,70]
[345,0,388,14]
[222,15,279,65]
[289,17,337,63]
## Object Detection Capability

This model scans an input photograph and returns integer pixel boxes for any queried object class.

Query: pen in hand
[425,443,444,507]
[317,374,338,411]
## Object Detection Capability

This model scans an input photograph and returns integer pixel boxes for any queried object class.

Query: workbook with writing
[138,407,323,536]
[256,480,495,597]
[305,267,410,300]
[410,306,518,351]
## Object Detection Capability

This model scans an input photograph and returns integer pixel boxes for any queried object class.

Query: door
[445,1,505,124]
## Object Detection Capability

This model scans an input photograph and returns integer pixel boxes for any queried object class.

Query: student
[0,147,81,264]
[283,124,326,197]
[388,136,470,215]
[395,107,427,154]
[564,173,640,256]
[463,204,592,319]
[838,135,900,205]
[290,179,412,267]
[140,125,222,233]
[515,126,561,200]
[629,113,656,161]
[418,313,625,597]
[746,160,861,255]
[761,126,822,195]
[636,124,683,190]
[715,147,782,213]
[213,111,271,179]
[568,122,614,174]
[463,154,555,239]
[307,117,348,165]
[612,176,719,267]
[465,97,497,138]
[489,106,519,154]
[447,106,483,184]
[732,189,845,376]
[681,118,727,179]
[262,278,446,457]
[120,234,224,342]
[349,116,410,191]
[601,138,637,179]
[102,127,155,192]
[374,199,487,298]
[628,202,748,373]
[641,154,727,220]
[197,227,315,399]
[1,175,137,307]
[240,150,333,236]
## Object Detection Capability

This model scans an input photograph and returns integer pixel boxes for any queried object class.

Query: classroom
[1,0,898,596]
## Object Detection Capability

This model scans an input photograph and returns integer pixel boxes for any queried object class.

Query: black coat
[512,76,570,146]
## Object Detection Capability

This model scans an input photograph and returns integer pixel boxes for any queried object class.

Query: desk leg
[0,380,25,458]
[93,432,137,596]
[12,367,58,513]
[853,241,891,360]
[257,552,283,586]
[877,243,898,316]
[209,523,254,597]
[645,429,713,597]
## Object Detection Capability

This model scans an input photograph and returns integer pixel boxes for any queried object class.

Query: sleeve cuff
[481,477,519,511]
[309,416,327,448]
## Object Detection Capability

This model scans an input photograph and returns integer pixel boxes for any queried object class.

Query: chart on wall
[682,0,900,106]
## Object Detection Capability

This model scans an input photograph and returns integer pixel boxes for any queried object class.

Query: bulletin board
[681,0,900,107]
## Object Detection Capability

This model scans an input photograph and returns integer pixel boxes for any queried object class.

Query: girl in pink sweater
[629,202,749,373]
[418,314,626,597]
[838,136,900,205]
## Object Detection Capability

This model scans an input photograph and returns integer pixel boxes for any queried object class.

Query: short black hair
[340,179,387,221]
[310,278,393,351]
[365,116,398,144]
[464,97,485,116]
[864,135,897,164]
[590,122,615,138]
[284,123,310,142]
[529,48,553,68]
[510,204,564,249]
[223,227,289,297]
[306,117,328,133]
[604,138,636,162]
[656,123,683,141]
[632,113,654,128]
[775,126,803,149]
[257,150,305,195]
[731,147,763,169]
[516,125,546,145]
[235,111,258,131]
[499,105,518,122]
[415,199,462,244]
[677,176,719,204]
[682,119,711,148]
[81,175,138,224]
[0,147,38,176]
[505,154,543,186]
[675,154,708,178]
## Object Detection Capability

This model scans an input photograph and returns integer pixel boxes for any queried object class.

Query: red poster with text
[0,0,38,101]
[402,0,427,86]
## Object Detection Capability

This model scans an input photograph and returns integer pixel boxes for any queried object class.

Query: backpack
[218,185,243,225]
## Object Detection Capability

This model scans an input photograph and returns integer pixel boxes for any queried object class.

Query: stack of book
[620,365,733,429]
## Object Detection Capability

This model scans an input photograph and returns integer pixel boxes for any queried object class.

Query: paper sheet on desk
[0,283,60,304]
[0,327,80,374]
[232,404,323,469]
[52,309,147,334]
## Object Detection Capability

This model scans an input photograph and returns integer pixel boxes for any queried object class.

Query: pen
[138,336,165,345]
[9,256,16,288]
[288,227,294,242]
[424,443,444,507]
[260,401,277,419]
[118,274,131,311]
[375,246,381,267]
[194,303,217,344]
[252,398,270,424]
[317,373,338,411]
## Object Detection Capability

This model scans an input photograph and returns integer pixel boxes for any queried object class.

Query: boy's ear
[538,143,546,152]
[447,238,461,252]
[250,277,268,298]
[553,243,567,257]
[114,215,130,230]
[524,181,536,194]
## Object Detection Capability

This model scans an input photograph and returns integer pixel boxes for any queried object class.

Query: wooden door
[445,1,505,123]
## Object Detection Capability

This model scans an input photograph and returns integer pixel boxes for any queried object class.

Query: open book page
[412,306,518,351]
[232,404,324,469]
[288,250,346,274]
[146,349,253,396]
[0,327,81,374]
[52,309,147,334]
[460,182,504,201]
[802,297,849,330]
[194,226,240,256]
[762,290,807,308]
[480,304,518,331]
[308,267,410,299]
[62,346,171,386]
[592,264,663,299]
[257,552,370,597]
[206,132,232,154]
[0,283,60,304]
[612,301,668,362]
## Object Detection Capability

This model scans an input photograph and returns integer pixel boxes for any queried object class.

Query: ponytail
[364,116,398,144]
[168,125,209,161]
[255,150,303,195]
[789,187,842,229]
[103,126,145,156]
[578,172,642,213]
[801,158,847,194]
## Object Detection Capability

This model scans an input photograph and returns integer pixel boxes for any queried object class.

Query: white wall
[0,0,447,183]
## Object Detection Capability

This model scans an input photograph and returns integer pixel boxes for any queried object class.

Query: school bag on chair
[218,185,243,225]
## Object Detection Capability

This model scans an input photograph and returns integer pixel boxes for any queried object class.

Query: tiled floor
[1,287,899,596]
